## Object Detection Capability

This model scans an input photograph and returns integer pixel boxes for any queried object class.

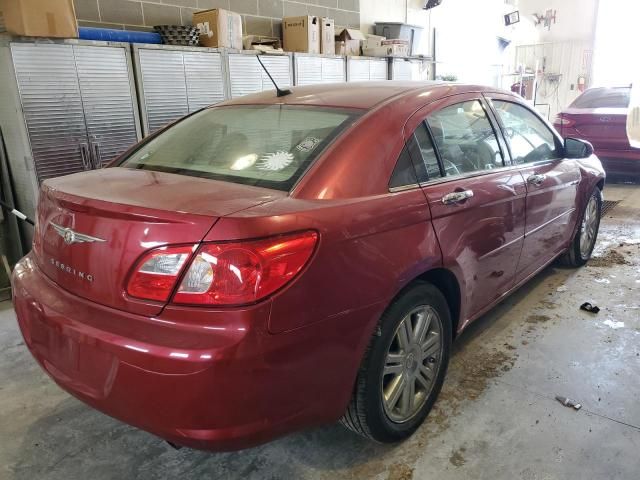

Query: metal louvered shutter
[370,59,388,80]
[321,57,345,83]
[260,55,292,90]
[295,55,322,86]
[138,49,188,134]
[348,58,370,82]
[74,45,139,167]
[228,54,262,98]
[391,59,412,80]
[11,43,88,182]
[183,51,225,111]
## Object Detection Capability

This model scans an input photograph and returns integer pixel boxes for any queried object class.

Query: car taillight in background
[554,114,576,128]
[126,231,318,306]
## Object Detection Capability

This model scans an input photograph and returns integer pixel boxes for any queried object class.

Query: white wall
[517,0,598,42]
[360,0,540,84]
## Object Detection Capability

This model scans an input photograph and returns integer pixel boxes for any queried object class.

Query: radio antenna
[256,54,292,97]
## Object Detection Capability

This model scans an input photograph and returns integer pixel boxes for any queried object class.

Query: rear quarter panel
[205,190,442,334]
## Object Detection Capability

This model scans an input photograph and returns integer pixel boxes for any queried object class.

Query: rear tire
[340,282,452,443]
[559,187,602,267]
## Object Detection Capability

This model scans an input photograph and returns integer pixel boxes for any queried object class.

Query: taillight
[127,245,195,301]
[173,230,318,306]
[554,114,575,127]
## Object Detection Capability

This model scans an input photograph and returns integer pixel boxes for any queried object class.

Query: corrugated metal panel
[74,45,138,167]
[348,58,369,82]
[11,43,88,181]
[228,54,262,98]
[138,48,188,133]
[295,55,322,86]
[260,55,292,90]
[370,59,388,80]
[183,51,225,111]
[321,57,345,83]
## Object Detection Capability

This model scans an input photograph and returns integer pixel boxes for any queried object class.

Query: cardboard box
[336,28,366,56]
[193,8,242,49]
[243,34,282,51]
[363,44,410,57]
[283,16,320,53]
[320,17,335,55]
[0,0,77,38]
[363,34,385,49]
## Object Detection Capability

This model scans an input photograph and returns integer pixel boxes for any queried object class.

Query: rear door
[405,94,527,322]
[487,94,580,282]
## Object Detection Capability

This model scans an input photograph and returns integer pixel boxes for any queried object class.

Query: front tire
[560,187,602,267]
[341,282,452,443]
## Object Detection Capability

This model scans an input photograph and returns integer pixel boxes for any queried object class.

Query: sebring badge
[50,222,106,245]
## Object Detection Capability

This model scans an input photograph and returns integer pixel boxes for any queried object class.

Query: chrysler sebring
[12,82,605,450]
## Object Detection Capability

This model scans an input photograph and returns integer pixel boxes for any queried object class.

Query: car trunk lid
[563,107,630,151]
[33,167,283,316]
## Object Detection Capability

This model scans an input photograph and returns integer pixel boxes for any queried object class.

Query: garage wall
[73,0,361,37]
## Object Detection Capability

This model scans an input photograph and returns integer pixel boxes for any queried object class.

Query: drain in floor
[601,200,620,216]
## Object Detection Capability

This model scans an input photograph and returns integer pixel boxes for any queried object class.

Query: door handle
[527,174,547,186]
[79,142,91,170]
[90,140,103,169]
[441,189,474,205]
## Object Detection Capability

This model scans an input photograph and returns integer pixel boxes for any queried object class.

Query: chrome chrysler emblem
[50,222,106,245]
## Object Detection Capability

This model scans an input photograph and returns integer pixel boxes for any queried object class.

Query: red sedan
[554,86,639,178]
[12,82,605,451]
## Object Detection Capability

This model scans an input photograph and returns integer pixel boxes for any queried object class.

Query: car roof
[218,81,505,110]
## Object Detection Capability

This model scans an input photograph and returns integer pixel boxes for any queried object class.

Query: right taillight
[173,230,318,306]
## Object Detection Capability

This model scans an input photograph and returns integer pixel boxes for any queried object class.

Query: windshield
[570,88,630,109]
[119,105,361,191]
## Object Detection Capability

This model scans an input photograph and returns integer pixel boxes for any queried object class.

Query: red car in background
[12,82,605,451]
[554,86,639,178]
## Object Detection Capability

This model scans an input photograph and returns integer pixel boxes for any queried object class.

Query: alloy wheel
[381,306,443,423]
[580,195,599,258]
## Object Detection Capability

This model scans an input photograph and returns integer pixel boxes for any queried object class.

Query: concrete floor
[1,184,639,480]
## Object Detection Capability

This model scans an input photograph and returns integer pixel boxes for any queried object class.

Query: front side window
[119,105,360,191]
[426,100,503,176]
[493,100,560,164]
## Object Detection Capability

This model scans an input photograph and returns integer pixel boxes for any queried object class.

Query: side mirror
[564,137,594,159]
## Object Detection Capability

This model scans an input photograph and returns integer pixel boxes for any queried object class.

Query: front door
[487,95,580,282]
[405,95,527,324]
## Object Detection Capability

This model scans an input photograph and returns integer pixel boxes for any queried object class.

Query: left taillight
[126,230,318,306]
[127,245,196,302]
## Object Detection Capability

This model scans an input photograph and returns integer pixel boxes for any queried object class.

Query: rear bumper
[12,253,379,450]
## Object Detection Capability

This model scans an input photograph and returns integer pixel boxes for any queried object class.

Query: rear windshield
[119,105,361,191]
[570,88,630,109]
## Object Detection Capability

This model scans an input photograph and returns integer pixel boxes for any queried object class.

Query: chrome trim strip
[526,208,576,237]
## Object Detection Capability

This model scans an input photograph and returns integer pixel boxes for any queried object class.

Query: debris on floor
[555,395,582,411]
[580,302,600,314]
[588,249,630,267]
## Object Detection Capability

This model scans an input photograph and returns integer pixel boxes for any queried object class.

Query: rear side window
[426,100,504,176]
[389,145,418,189]
[570,88,630,109]
[119,105,360,191]
[493,101,560,164]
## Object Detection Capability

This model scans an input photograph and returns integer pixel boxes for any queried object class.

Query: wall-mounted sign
[504,11,520,26]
